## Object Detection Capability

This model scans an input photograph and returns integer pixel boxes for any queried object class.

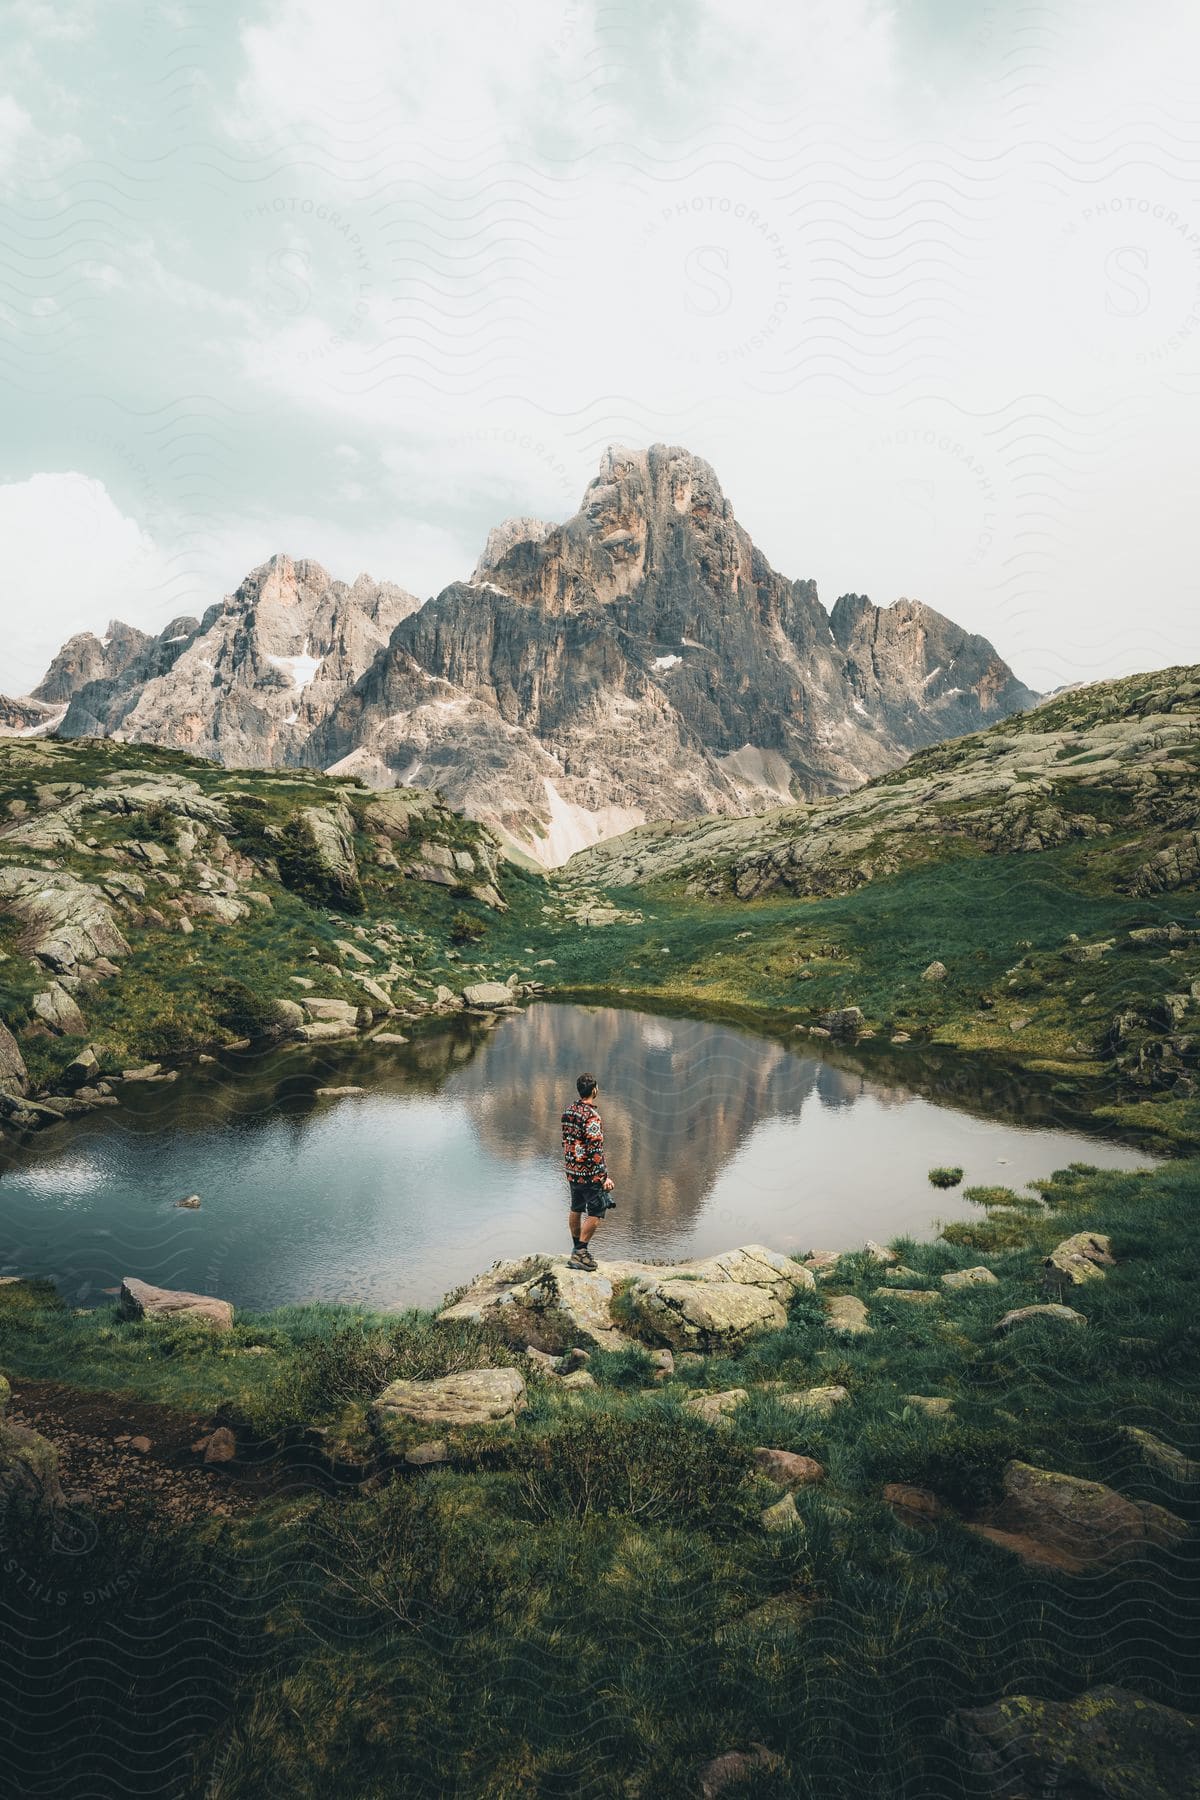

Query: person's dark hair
[576,1072,597,1099]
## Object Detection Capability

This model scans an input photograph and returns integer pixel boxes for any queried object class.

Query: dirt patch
[7,1378,270,1527]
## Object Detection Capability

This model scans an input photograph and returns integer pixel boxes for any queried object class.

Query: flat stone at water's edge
[116,1276,233,1331]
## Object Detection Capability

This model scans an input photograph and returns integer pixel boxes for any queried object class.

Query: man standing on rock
[562,1072,614,1272]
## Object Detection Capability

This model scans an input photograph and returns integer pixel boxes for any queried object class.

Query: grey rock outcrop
[439,1244,812,1355]
[0,867,130,972]
[373,1367,527,1433]
[16,451,1033,868]
[0,1023,29,1099]
[566,662,1200,901]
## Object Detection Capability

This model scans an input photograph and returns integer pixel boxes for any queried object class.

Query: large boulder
[373,1367,526,1436]
[0,1416,64,1510]
[300,803,359,895]
[1044,1231,1115,1287]
[968,1461,1189,1572]
[116,1276,234,1331]
[0,867,129,972]
[670,1245,814,1303]
[440,1257,631,1353]
[0,1021,29,1099]
[461,982,519,1009]
[299,996,360,1025]
[439,1244,811,1355]
[956,1685,1200,1800]
[32,983,87,1036]
[628,1277,786,1352]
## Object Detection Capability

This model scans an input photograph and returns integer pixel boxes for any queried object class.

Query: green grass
[3,1156,1199,1795]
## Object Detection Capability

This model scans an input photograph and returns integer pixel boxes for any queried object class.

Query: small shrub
[277,816,365,915]
[286,1313,495,1421]
[450,908,485,944]
[962,1186,1027,1209]
[128,801,178,846]
[207,979,296,1042]
[508,1407,753,1526]
[928,1166,964,1189]
[862,1419,1016,1510]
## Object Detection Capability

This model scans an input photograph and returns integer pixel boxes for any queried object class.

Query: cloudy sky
[2,0,1198,694]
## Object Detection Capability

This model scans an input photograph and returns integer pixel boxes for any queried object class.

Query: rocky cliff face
[33,621,151,705]
[54,556,420,770]
[316,445,1035,861]
[14,447,1035,865]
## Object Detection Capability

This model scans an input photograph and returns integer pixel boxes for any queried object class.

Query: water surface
[0,1003,1152,1311]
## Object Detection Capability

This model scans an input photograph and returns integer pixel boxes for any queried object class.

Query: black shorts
[569,1182,610,1219]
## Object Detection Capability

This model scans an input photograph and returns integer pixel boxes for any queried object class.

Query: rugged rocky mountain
[0,695,67,737]
[9,446,1035,865]
[315,445,1035,862]
[40,557,419,771]
[33,620,152,705]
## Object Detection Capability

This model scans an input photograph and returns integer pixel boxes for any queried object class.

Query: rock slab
[374,1367,527,1432]
[117,1276,234,1331]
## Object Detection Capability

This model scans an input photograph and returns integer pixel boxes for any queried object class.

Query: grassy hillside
[0,734,558,1110]
[553,665,1200,1152]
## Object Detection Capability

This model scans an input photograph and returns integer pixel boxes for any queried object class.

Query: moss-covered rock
[956,1685,1200,1799]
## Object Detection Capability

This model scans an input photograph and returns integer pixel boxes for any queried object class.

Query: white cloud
[0,474,190,693]
[228,0,600,148]
[0,95,35,169]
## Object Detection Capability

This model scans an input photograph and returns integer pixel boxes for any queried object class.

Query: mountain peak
[23,450,1035,865]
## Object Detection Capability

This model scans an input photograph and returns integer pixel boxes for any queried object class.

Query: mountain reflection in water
[0,1003,1152,1312]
